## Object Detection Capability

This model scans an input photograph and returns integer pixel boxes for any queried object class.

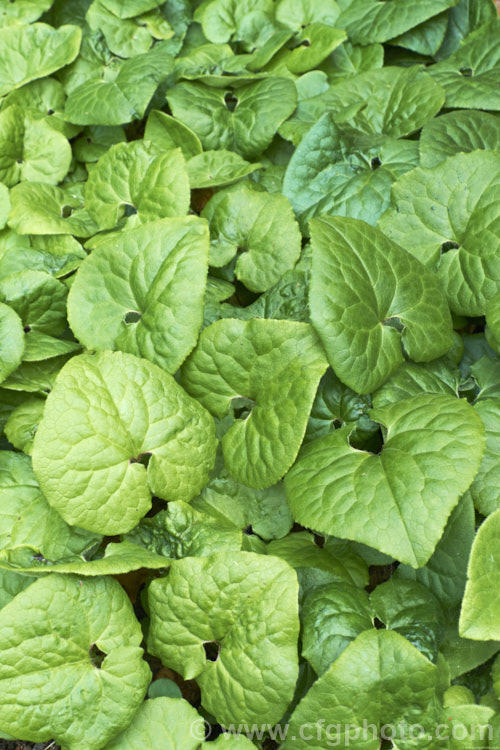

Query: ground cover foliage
[1,0,500,748]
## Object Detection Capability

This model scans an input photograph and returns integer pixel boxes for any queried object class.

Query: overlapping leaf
[285,393,484,567]
[32,351,217,534]
[181,318,327,488]
[309,216,454,394]
[148,551,299,726]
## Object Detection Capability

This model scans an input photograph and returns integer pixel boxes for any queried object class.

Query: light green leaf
[0,541,171,576]
[285,25,346,75]
[282,629,443,750]
[32,351,217,535]
[0,451,98,560]
[191,475,293,541]
[167,77,297,159]
[0,353,73,394]
[267,532,369,589]
[372,358,460,409]
[200,0,275,49]
[104,697,202,750]
[2,76,77,139]
[65,46,174,126]
[460,510,500,640]
[100,0,164,18]
[0,270,68,336]
[0,568,32,609]
[0,183,9,230]
[446,705,495,750]
[486,292,500,354]
[0,106,24,187]
[207,734,256,749]
[0,574,150,749]
[397,494,475,608]
[281,66,445,143]
[0,23,82,97]
[21,332,81,363]
[68,217,208,373]
[337,0,459,44]
[0,233,86,280]
[379,151,500,316]
[301,582,372,675]
[0,389,26,434]
[443,685,476,707]
[86,0,155,58]
[86,142,190,230]
[145,110,202,160]
[124,501,242,558]
[0,0,53,26]
[420,111,500,168]
[429,20,500,110]
[469,399,500,516]
[8,182,100,236]
[275,0,341,29]
[309,216,454,394]
[224,252,310,325]
[285,393,484,568]
[283,115,419,230]
[148,551,299,726]
[4,397,44,454]
[173,41,234,79]
[73,125,127,163]
[187,151,261,189]
[0,302,24,384]
[0,104,72,187]
[181,319,327,488]
[202,185,301,292]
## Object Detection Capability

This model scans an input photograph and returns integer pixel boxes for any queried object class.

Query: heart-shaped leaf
[0,105,71,187]
[429,20,500,110]
[148,551,299,726]
[285,393,484,567]
[85,141,190,230]
[0,574,150,748]
[167,77,297,159]
[32,350,217,534]
[180,318,327,488]
[283,114,419,230]
[68,217,208,373]
[309,216,454,394]
[0,23,82,97]
[281,629,443,750]
[202,185,301,292]
[8,182,99,236]
[379,151,500,316]
[65,47,174,127]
